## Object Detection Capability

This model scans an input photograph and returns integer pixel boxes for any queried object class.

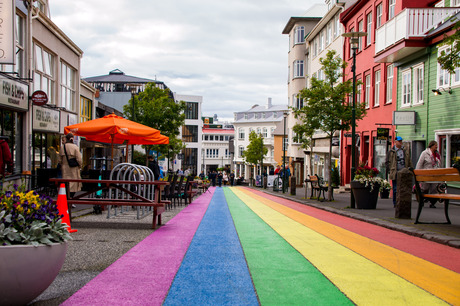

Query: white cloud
[50,0,323,122]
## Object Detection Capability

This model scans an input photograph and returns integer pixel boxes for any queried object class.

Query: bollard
[290,176,296,195]
[395,168,412,219]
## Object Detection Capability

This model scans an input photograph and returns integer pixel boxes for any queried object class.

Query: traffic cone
[56,183,78,233]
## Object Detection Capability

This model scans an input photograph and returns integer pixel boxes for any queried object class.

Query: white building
[175,94,203,176]
[233,98,288,180]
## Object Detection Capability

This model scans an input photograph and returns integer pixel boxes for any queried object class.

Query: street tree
[292,50,366,200]
[123,83,186,167]
[242,131,268,183]
[437,20,460,75]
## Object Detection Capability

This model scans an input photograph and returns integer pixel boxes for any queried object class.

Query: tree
[123,84,186,167]
[242,131,268,182]
[437,20,460,75]
[292,50,366,200]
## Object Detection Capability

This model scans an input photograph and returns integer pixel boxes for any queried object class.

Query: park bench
[410,167,460,224]
[309,175,328,201]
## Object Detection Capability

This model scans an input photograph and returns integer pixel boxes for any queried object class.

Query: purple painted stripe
[63,188,215,306]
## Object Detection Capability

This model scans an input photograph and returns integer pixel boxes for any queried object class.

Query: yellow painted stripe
[238,189,460,305]
[232,188,448,305]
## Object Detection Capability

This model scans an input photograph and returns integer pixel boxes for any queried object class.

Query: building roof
[84,69,163,85]
[282,4,327,34]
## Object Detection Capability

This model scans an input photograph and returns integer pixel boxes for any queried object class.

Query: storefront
[32,105,61,172]
[0,77,28,178]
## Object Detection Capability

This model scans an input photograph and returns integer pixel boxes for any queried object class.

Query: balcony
[375,8,460,62]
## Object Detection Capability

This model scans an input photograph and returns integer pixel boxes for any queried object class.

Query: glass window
[358,21,364,51]
[366,12,372,46]
[374,70,380,107]
[34,44,54,104]
[376,4,382,28]
[185,102,199,119]
[295,94,303,109]
[0,110,22,174]
[294,26,305,44]
[294,60,304,78]
[402,69,411,107]
[389,0,395,19]
[334,15,341,38]
[365,74,371,108]
[80,96,92,122]
[244,113,248,120]
[182,125,198,142]
[386,64,394,103]
[413,64,424,104]
[356,78,362,103]
[239,146,244,158]
[239,128,245,140]
[263,128,268,138]
[273,112,277,118]
[61,62,75,111]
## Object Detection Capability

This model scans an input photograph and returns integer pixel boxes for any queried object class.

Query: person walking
[230,171,235,186]
[217,171,223,187]
[59,133,83,201]
[0,138,13,178]
[416,140,441,208]
[385,136,413,207]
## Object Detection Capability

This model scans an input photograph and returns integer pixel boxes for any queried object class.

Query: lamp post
[260,133,264,188]
[127,83,141,164]
[342,31,367,208]
[283,112,288,193]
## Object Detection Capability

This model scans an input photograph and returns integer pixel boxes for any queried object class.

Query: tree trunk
[327,136,333,201]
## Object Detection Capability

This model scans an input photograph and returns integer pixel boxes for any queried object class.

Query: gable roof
[84,69,162,85]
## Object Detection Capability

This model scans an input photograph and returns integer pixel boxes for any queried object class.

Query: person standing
[217,171,223,187]
[0,138,13,178]
[416,140,441,208]
[148,155,160,181]
[59,133,82,199]
[385,136,413,207]
[230,171,235,186]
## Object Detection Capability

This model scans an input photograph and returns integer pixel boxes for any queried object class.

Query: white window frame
[61,62,76,111]
[365,74,371,108]
[244,113,248,120]
[366,12,372,47]
[376,4,382,28]
[34,44,54,105]
[437,46,460,87]
[326,23,331,46]
[386,64,394,104]
[453,0,460,6]
[263,128,268,138]
[413,64,424,105]
[294,26,305,44]
[294,60,304,78]
[358,20,364,51]
[239,146,244,158]
[401,69,412,107]
[389,0,395,19]
[238,128,245,140]
[356,78,362,103]
[374,70,381,107]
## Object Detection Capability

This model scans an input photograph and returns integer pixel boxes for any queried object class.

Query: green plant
[354,165,390,192]
[331,165,340,187]
[0,183,71,246]
[452,156,460,169]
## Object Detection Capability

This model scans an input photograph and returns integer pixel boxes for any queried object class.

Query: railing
[375,8,460,54]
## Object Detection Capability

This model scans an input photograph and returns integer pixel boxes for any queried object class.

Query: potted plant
[0,183,72,305]
[380,179,392,199]
[350,165,389,209]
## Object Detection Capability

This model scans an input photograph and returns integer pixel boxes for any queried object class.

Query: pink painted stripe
[63,188,215,306]
[244,187,460,273]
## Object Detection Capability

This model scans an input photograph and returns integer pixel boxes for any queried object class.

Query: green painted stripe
[224,188,352,306]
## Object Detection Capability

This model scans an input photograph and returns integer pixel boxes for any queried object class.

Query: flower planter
[350,181,380,209]
[0,242,67,305]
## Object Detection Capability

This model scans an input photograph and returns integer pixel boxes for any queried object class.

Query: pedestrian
[211,170,217,186]
[385,136,413,207]
[223,171,228,185]
[199,170,205,179]
[217,171,223,187]
[416,140,441,208]
[230,171,235,186]
[0,137,13,179]
[148,155,160,180]
[59,133,82,203]
[274,165,281,175]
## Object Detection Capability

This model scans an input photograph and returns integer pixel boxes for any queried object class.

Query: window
[374,70,380,107]
[273,112,277,118]
[254,113,260,119]
[358,21,364,51]
[356,78,362,103]
[319,31,324,52]
[453,0,460,6]
[326,23,332,46]
[389,0,395,19]
[209,135,214,141]
[376,4,382,28]
[386,64,393,103]
[402,69,411,107]
[334,15,341,39]
[1,15,25,77]
[239,146,244,158]
[257,128,261,135]
[294,60,304,78]
[80,97,92,122]
[34,44,54,104]
[244,113,248,120]
[263,128,268,138]
[271,127,275,135]
[366,12,372,46]
[61,62,75,111]
[294,26,305,44]
[295,95,303,109]
[413,64,424,104]
[238,128,245,140]
[262,112,266,119]
[206,149,219,158]
[225,149,230,158]
[185,102,199,119]
[283,136,289,151]
[182,125,198,142]
[437,47,460,87]
[317,69,324,81]
[365,74,371,108]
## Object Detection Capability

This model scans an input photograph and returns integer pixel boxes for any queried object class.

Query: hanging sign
[393,111,416,125]
[31,90,48,106]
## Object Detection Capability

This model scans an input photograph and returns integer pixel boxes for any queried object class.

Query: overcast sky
[51,0,323,122]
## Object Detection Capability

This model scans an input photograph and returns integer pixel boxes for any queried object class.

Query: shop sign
[0,79,28,111]
[393,111,416,125]
[32,105,60,133]
[0,0,15,64]
[377,128,389,140]
[31,90,48,106]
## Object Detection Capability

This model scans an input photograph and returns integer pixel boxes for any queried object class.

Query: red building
[339,0,434,185]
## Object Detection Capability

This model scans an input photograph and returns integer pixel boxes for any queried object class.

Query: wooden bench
[410,167,460,224]
[309,175,328,201]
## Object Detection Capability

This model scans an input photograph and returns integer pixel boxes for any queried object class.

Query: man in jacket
[59,133,83,198]
[385,136,413,207]
[148,155,160,180]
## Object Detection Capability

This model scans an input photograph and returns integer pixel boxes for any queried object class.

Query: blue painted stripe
[164,187,258,305]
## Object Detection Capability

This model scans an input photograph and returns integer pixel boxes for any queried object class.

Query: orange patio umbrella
[64,114,169,167]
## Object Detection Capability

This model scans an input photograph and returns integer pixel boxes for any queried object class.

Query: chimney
[267,97,272,109]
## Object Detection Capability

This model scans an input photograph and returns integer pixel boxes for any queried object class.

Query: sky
[50,0,324,122]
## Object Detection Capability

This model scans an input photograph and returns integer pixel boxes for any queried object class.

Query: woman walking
[416,140,441,208]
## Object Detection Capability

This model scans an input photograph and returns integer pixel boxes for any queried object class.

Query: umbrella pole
[126,143,129,163]
[111,141,114,170]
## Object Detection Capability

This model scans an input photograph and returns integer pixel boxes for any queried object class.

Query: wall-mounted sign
[32,105,60,133]
[0,0,15,64]
[393,111,416,125]
[0,79,28,111]
[31,90,48,106]
[377,128,390,140]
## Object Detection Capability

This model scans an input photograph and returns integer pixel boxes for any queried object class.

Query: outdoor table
[50,178,169,228]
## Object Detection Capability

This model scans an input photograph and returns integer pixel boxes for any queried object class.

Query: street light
[283,112,288,193]
[127,83,141,164]
[342,31,367,208]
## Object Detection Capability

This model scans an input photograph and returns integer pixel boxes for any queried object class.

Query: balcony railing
[375,8,460,54]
